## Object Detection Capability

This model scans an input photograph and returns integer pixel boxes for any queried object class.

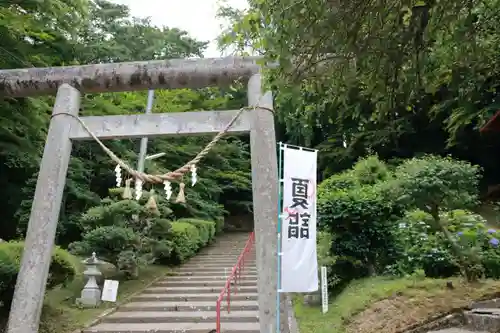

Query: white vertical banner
[280,146,318,292]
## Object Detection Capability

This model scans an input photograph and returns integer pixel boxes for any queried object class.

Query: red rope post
[216,301,221,333]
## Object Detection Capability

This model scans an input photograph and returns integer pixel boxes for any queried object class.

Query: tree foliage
[0,0,252,250]
[218,0,500,186]
[319,155,500,287]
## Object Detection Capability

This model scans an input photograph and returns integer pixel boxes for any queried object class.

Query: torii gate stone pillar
[0,57,289,333]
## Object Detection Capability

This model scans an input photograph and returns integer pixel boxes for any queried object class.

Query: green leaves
[392,155,481,212]
[318,157,406,289]
[0,0,254,245]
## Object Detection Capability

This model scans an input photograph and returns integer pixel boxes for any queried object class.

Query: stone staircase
[428,298,500,333]
[84,232,259,333]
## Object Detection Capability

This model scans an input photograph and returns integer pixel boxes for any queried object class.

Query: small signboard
[321,266,328,313]
[101,279,119,302]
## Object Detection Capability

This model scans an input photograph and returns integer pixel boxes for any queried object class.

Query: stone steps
[428,298,500,332]
[85,322,259,333]
[157,280,257,287]
[142,286,258,294]
[172,271,257,277]
[172,267,257,280]
[180,260,256,266]
[166,275,257,281]
[83,232,259,333]
[175,267,257,273]
[131,292,258,302]
[463,308,500,332]
[119,300,259,312]
[101,310,259,323]
[180,260,256,265]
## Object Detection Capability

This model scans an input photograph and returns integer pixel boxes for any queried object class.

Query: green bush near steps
[69,196,220,275]
[154,219,217,265]
[178,218,216,246]
[167,222,201,264]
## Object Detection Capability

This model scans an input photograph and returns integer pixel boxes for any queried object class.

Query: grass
[293,275,500,333]
[37,263,171,333]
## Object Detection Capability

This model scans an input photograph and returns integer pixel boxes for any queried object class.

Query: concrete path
[84,232,258,333]
[427,299,500,332]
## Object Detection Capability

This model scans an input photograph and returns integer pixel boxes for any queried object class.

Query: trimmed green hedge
[0,241,79,311]
[168,222,200,264]
[167,219,217,264]
[178,218,216,246]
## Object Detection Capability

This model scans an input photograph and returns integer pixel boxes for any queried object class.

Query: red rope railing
[215,232,255,333]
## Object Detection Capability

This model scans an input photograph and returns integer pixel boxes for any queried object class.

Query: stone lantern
[77,252,103,307]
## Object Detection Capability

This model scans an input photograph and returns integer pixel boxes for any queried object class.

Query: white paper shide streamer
[163,180,172,200]
[114,165,122,187]
[135,179,143,200]
[190,164,197,186]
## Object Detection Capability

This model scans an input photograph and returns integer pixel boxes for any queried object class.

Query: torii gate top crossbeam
[0,56,268,98]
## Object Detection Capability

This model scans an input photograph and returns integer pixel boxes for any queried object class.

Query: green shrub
[482,249,500,278]
[151,240,174,264]
[79,200,152,231]
[0,241,79,288]
[318,182,405,290]
[147,219,174,264]
[168,222,200,264]
[69,226,140,266]
[392,156,481,213]
[117,250,141,279]
[352,155,390,185]
[393,209,500,279]
[148,219,172,239]
[318,171,358,193]
[49,245,82,286]
[0,250,19,310]
[317,231,336,267]
[214,215,225,233]
[178,218,216,246]
[0,242,79,311]
[386,155,483,282]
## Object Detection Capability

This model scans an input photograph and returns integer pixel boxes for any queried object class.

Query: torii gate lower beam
[1,58,288,333]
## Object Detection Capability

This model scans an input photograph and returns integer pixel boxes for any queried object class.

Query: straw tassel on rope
[175,182,186,203]
[122,178,132,199]
[145,189,159,213]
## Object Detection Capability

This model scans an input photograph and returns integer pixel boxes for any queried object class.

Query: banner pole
[276,142,284,333]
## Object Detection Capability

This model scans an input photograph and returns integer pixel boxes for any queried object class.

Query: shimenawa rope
[55,104,274,185]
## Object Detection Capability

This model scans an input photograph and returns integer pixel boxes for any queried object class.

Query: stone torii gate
[0,57,289,333]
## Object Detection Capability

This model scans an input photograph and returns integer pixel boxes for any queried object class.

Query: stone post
[248,74,290,333]
[6,84,80,333]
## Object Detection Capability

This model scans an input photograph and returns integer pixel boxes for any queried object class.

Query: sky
[111,0,249,58]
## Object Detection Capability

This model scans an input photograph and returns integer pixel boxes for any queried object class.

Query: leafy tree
[218,0,500,191]
[391,155,482,280]
[392,155,481,222]
[0,0,253,246]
